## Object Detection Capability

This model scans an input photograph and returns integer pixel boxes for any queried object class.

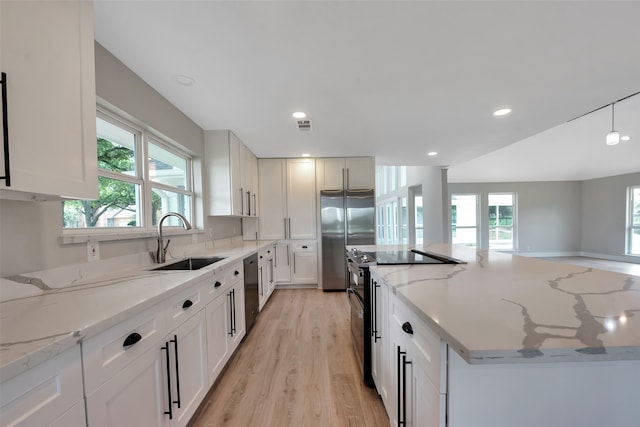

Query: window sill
[61,228,205,245]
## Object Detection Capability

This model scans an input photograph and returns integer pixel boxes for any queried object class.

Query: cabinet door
[317,158,346,190]
[205,293,230,386]
[286,158,316,239]
[228,280,246,351]
[229,132,243,215]
[273,243,291,283]
[1,346,84,427]
[371,275,390,406]
[86,346,167,427]
[258,159,286,239]
[292,251,318,284]
[0,0,97,199]
[345,157,375,190]
[168,310,208,427]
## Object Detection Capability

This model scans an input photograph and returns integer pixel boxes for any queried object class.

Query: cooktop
[374,248,465,265]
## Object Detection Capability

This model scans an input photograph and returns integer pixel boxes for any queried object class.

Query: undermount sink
[152,256,226,271]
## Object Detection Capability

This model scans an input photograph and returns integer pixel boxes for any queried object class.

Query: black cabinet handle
[171,335,181,409]
[182,299,193,310]
[234,270,240,276]
[397,346,411,426]
[162,342,173,419]
[231,289,236,334]
[302,245,308,249]
[123,332,142,348]
[214,281,222,288]
[260,255,263,259]
[267,250,271,254]
[1,72,10,186]
[402,321,413,335]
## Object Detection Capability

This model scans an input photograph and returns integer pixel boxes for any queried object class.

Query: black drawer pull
[260,255,263,259]
[182,299,193,309]
[234,270,240,276]
[123,332,142,348]
[214,281,222,288]
[302,245,308,249]
[402,322,413,335]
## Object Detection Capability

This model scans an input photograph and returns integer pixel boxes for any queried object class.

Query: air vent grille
[297,119,312,131]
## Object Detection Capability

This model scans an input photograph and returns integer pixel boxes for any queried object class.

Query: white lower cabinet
[386,282,446,427]
[85,343,167,427]
[258,245,275,311]
[205,291,230,385]
[273,240,318,286]
[0,345,85,427]
[163,310,208,427]
[370,272,390,408]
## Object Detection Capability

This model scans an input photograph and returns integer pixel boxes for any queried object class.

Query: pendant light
[606,103,620,146]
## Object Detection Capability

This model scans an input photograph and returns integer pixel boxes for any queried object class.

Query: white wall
[0,43,242,277]
[580,172,640,262]
[448,172,640,261]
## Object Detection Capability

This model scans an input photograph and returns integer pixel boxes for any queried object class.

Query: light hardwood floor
[190,289,389,427]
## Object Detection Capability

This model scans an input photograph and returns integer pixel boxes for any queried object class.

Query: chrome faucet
[156,212,192,263]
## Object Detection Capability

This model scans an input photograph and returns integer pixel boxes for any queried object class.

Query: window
[628,186,640,255]
[400,197,408,244]
[414,194,423,244]
[488,193,515,250]
[63,109,193,230]
[451,194,478,247]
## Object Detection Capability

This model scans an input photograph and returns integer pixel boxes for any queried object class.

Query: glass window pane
[148,142,188,189]
[489,193,514,250]
[633,187,640,226]
[97,117,136,176]
[63,177,140,228]
[152,188,192,226]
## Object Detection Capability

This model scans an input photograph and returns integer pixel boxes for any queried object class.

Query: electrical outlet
[87,242,100,262]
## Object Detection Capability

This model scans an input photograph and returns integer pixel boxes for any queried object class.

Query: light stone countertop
[0,239,275,382]
[364,244,640,364]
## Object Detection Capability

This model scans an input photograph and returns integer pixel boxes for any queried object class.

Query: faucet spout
[156,212,192,263]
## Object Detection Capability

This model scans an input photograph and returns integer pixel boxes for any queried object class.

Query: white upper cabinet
[0,0,98,200]
[204,130,258,216]
[258,158,316,240]
[316,157,374,191]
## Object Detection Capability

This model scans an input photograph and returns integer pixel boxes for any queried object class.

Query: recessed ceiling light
[174,74,195,86]
[427,151,438,156]
[292,112,307,119]
[301,153,310,157]
[621,135,632,142]
[493,108,512,116]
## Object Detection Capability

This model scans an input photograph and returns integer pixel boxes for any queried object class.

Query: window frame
[627,185,640,256]
[62,105,195,238]
[451,193,479,247]
[487,192,517,251]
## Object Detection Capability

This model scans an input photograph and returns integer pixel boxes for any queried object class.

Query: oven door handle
[347,288,364,314]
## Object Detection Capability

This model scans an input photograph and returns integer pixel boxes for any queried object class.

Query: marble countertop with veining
[365,244,640,364]
[0,239,275,382]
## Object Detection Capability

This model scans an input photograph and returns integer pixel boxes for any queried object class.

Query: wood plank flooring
[190,289,389,427]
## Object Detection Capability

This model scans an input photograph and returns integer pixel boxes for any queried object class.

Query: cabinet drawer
[204,271,229,303]
[292,242,316,251]
[166,281,206,333]
[83,305,165,395]
[224,261,244,284]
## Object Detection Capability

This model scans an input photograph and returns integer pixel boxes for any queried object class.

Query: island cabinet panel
[0,0,98,200]
[388,289,446,427]
[447,350,640,427]
[370,271,391,408]
[0,345,85,427]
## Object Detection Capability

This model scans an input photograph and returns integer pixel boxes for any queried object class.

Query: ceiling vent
[297,119,312,131]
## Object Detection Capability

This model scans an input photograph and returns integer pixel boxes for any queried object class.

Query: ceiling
[93,0,640,181]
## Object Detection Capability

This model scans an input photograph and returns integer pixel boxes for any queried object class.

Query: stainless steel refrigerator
[321,189,375,291]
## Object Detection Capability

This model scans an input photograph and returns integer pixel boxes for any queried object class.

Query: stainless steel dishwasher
[243,253,259,337]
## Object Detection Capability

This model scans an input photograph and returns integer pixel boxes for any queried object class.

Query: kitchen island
[364,244,640,427]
